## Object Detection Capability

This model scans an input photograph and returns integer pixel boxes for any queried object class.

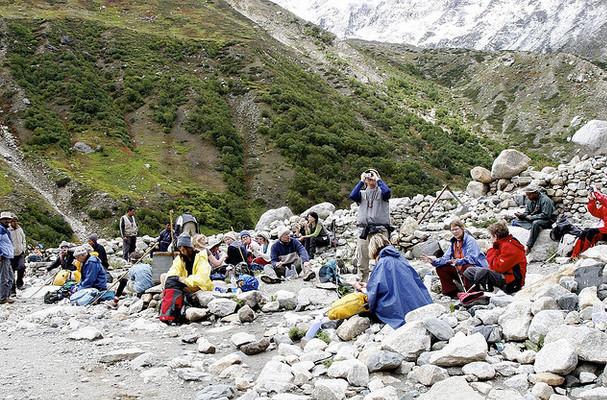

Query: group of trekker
[1,168,606,330]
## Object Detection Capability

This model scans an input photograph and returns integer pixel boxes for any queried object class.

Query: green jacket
[524,193,556,222]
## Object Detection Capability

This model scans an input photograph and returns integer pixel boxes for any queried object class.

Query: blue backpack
[237,274,259,292]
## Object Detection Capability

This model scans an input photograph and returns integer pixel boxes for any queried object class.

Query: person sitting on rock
[193,234,227,280]
[464,221,527,294]
[47,241,75,272]
[73,246,107,292]
[240,230,258,264]
[223,232,248,267]
[115,251,153,298]
[251,232,272,270]
[298,212,330,259]
[422,219,488,299]
[354,234,432,329]
[261,227,312,284]
[165,234,213,293]
[512,185,557,254]
[88,233,113,283]
[571,189,607,258]
[156,223,173,253]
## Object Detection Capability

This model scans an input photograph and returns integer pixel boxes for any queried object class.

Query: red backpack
[159,288,184,324]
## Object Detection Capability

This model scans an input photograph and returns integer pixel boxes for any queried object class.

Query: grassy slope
[0,0,500,237]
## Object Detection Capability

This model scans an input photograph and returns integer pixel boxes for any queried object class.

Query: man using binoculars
[349,169,392,281]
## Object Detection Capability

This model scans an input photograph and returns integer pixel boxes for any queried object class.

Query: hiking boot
[0,298,15,304]
[303,271,316,281]
[261,275,281,284]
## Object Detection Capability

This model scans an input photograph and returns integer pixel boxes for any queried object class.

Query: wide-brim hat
[208,237,222,249]
[0,211,13,220]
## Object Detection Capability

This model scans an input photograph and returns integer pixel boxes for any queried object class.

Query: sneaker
[260,275,281,284]
[303,271,316,281]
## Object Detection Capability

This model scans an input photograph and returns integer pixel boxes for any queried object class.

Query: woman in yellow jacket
[166,234,213,292]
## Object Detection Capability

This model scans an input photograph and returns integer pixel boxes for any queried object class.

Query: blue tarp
[367,246,432,329]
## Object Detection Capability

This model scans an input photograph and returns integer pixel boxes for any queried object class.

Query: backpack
[327,292,368,320]
[53,269,81,286]
[44,280,77,304]
[159,288,185,325]
[70,288,99,306]
[319,259,341,284]
[237,274,259,292]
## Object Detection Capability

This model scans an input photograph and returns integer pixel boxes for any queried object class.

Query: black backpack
[43,281,76,304]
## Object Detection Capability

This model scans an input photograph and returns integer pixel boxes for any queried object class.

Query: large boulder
[499,301,533,341]
[470,166,493,184]
[418,376,483,400]
[428,332,488,367]
[466,181,489,198]
[491,149,531,179]
[336,315,370,341]
[255,360,294,393]
[381,320,431,361]
[527,310,565,344]
[509,227,555,262]
[300,202,336,219]
[571,120,607,153]
[544,325,607,363]
[255,206,293,231]
[534,339,578,375]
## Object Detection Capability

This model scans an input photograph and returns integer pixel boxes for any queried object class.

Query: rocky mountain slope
[270,0,607,61]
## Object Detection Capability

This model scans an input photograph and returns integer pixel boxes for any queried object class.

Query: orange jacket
[487,235,527,286]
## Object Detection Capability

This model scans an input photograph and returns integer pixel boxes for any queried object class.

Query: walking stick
[25,274,56,299]
[86,241,158,307]
[169,209,175,246]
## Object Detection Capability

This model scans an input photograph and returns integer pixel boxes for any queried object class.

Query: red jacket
[487,235,527,286]
[588,199,607,234]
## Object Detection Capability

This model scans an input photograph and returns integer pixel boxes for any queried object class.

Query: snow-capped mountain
[269,0,607,59]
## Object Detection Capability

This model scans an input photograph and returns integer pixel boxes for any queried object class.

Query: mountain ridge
[270,0,607,61]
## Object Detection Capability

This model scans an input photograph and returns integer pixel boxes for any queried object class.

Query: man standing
[349,168,392,282]
[120,207,138,261]
[9,215,26,292]
[512,185,557,254]
[0,212,15,304]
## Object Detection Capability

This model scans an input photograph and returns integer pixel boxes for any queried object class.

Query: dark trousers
[303,236,330,258]
[436,264,472,298]
[463,267,506,291]
[512,219,552,249]
[123,236,137,260]
[11,253,25,292]
[0,257,14,301]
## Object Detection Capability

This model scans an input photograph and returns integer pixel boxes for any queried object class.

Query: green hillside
[0,0,500,239]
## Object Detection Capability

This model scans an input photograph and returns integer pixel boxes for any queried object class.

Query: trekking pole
[169,209,175,246]
[417,185,448,224]
[86,241,158,307]
[25,274,56,299]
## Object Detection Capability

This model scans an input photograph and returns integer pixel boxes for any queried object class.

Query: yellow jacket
[166,251,213,291]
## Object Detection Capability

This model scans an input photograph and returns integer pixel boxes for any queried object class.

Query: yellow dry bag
[327,292,368,320]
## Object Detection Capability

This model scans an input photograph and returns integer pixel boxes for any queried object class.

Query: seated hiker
[299,212,330,259]
[223,232,248,266]
[73,246,107,292]
[88,233,113,283]
[571,189,607,258]
[512,185,557,254]
[165,234,213,293]
[261,227,313,284]
[47,241,75,272]
[353,234,431,329]
[115,251,153,298]
[156,223,173,253]
[421,218,488,299]
[251,232,272,270]
[464,221,527,294]
[240,230,259,264]
[193,234,227,280]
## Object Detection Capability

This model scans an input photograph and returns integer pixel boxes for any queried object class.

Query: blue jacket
[367,246,432,329]
[0,224,14,259]
[432,232,488,269]
[349,179,392,202]
[129,263,153,294]
[270,238,310,266]
[77,255,107,291]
